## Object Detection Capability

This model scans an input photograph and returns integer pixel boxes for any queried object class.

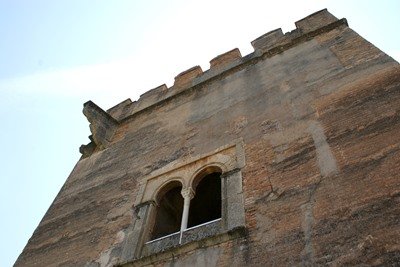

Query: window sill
[143,218,222,256]
[117,224,246,267]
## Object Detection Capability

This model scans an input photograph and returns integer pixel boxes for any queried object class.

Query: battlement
[104,9,347,122]
[81,9,348,155]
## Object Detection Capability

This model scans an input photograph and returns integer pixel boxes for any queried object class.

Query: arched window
[149,169,223,242]
[150,181,183,240]
[125,144,245,259]
[188,169,222,228]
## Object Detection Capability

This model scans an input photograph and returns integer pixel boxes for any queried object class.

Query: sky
[0,0,399,266]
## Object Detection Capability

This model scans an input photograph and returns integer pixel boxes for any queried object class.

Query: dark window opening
[188,172,222,228]
[151,183,183,240]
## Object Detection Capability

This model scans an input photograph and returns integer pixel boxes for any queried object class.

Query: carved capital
[181,187,195,200]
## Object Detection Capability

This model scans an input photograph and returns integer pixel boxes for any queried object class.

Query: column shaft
[179,188,194,243]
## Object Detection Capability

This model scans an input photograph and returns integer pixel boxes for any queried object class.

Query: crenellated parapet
[105,9,347,122]
[251,9,346,55]
[81,8,348,155]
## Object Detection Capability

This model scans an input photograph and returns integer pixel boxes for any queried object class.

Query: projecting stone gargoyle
[79,101,119,157]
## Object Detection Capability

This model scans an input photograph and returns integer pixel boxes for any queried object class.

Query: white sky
[0,1,399,266]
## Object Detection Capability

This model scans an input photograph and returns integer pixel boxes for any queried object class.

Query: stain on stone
[300,184,318,266]
[308,120,338,177]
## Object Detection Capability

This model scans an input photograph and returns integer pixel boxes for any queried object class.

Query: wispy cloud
[0,59,145,98]
[0,52,184,110]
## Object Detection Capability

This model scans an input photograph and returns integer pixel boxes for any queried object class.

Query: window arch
[188,167,222,228]
[150,181,183,240]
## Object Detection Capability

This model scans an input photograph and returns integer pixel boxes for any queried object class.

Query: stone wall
[15,9,400,267]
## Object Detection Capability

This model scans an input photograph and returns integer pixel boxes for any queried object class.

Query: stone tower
[15,9,400,266]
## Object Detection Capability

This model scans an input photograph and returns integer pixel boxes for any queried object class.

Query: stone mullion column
[120,201,156,261]
[179,187,195,243]
[221,169,245,231]
[221,172,229,230]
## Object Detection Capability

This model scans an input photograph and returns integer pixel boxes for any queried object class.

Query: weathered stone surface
[15,9,400,267]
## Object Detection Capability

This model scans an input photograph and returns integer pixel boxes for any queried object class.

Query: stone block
[107,98,132,120]
[136,84,168,111]
[295,8,338,33]
[174,65,203,88]
[210,48,242,70]
[251,28,285,51]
